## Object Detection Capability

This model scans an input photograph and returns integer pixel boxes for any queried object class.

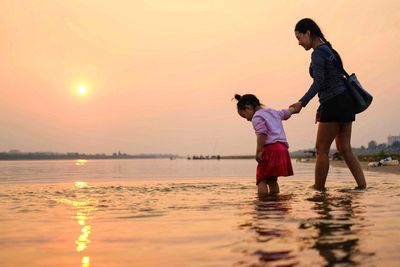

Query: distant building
[388,135,400,145]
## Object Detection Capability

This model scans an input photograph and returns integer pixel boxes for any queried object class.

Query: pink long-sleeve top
[251,108,291,147]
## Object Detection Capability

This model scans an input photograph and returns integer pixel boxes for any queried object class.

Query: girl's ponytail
[234,94,242,101]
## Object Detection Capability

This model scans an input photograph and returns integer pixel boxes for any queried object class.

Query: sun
[78,85,87,95]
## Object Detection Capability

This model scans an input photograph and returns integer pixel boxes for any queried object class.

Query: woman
[290,18,366,190]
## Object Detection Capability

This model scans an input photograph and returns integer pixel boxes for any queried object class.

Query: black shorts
[318,90,355,122]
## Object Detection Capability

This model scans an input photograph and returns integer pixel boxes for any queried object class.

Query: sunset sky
[1,1,399,155]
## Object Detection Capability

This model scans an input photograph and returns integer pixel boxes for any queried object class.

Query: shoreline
[300,160,400,175]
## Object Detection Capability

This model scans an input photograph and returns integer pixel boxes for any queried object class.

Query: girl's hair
[234,94,262,110]
[295,18,343,67]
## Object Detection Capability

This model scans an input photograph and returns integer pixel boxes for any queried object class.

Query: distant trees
[360,139,400,150]
[392,141,400,148]
[368,140,378,149]
[362,140,400,150]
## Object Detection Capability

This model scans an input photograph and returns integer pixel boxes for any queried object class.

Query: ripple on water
[0,172,399,267]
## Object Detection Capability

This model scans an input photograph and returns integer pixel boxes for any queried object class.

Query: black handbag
[316,46,373,114]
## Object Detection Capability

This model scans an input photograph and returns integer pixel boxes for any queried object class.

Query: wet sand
[330,160,400,175]
[297,159,400,175]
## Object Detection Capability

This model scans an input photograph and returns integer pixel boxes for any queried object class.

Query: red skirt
[256,142,293,184]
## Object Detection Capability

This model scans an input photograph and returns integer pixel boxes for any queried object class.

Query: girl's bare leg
[335,123,367,189]
[257,180,269,194]
[267,180,280,195]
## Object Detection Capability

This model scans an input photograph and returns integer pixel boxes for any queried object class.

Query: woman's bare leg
[315,122,341,190]
[335,123,367,188]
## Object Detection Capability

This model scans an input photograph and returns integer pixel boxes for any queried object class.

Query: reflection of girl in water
[238,194,295,265]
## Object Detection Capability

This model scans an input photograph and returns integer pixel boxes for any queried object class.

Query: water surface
[0,159,399,266]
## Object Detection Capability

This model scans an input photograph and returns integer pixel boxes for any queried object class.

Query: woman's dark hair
[234,94,262,110]
[295,18,343,67]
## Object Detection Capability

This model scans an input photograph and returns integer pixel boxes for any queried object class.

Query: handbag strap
[315,45,351,79]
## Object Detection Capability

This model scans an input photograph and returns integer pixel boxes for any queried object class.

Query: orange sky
[0,1,399,155]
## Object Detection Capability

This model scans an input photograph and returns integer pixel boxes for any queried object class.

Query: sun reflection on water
[58,181,96,267]
[76,225,91,252]
[75,159,88,166]
[75,181,88,188]
[82,256,90,267]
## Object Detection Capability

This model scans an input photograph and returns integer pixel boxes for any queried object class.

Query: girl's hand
[256,151,263,163]
[289,101,303,114]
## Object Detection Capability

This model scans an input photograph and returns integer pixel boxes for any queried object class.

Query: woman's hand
[256,151,263,163]
[289,101,303,114]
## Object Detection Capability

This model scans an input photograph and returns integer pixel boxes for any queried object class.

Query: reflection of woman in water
[306,192,366,265]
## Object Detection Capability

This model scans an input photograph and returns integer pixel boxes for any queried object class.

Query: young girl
[234,94,295,194]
